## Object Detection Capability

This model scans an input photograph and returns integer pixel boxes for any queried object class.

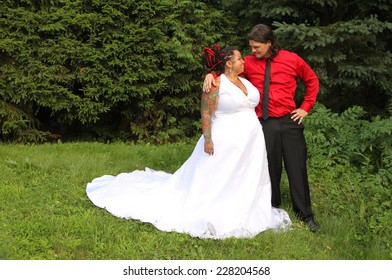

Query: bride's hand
[204,140,214,156]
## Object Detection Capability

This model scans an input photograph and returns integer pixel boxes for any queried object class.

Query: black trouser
[260,115,313,219]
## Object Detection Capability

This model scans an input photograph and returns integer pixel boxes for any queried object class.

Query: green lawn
[0,142,389,259]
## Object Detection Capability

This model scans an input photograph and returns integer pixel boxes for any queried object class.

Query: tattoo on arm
[201,86,219,142]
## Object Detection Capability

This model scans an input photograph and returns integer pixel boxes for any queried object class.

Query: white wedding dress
[86,74,291,239]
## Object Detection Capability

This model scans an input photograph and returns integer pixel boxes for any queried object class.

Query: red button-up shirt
[242,50,319,118]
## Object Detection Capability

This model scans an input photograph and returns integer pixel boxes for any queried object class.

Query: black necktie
[262,58,271,120]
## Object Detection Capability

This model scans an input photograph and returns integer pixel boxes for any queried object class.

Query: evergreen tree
[0,0,238,142]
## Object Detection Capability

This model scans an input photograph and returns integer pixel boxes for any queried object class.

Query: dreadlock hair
[248,24,281,57]
[202,44,236,74]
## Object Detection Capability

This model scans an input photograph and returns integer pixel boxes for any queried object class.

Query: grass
[0,141,389,260]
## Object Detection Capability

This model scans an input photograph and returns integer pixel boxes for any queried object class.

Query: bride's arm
[201,78,220,155]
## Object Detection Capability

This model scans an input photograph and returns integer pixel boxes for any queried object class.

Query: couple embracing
[86,24,320,239]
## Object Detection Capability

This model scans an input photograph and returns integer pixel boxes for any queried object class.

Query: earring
[229,67,233,74]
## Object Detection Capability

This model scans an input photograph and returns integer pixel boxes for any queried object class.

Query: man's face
[249,40,271,59]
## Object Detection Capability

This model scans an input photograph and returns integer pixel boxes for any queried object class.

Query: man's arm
[298,58,319,113]
[202,73,220,93]
[292,57,319,124]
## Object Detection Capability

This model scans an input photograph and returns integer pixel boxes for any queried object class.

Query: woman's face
[230,50,245,74]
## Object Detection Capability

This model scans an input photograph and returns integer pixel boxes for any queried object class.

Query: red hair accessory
[202,44,222,71]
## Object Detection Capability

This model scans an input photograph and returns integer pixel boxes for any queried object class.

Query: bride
[86,44,291,239]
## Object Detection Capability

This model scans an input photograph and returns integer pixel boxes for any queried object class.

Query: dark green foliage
[2,0,392,141]
[274,18,392,116]
[305,103,392,250]
[0,0,238,142]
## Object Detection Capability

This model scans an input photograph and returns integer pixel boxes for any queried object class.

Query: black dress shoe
[302,217,320,232]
